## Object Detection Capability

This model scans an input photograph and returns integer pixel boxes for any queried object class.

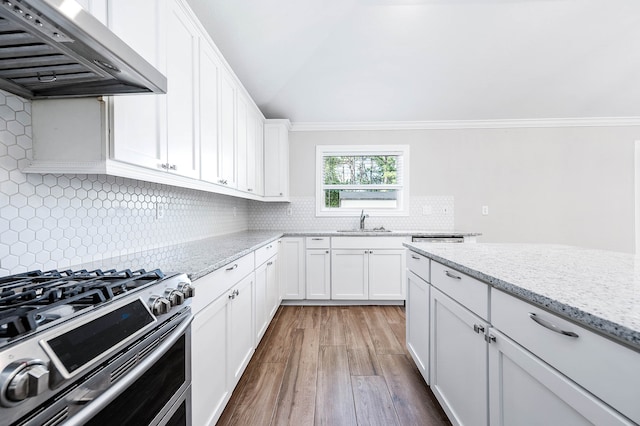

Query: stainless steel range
[0,268,194,426]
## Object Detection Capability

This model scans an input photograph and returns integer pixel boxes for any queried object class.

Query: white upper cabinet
[199,41,221,184]
[165,0,199,179]
[264,119,291,200]
[236,95,248,191]
[27,0,270,201]
[219,71,237,188]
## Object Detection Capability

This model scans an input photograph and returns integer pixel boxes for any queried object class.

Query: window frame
[315,145,410,217]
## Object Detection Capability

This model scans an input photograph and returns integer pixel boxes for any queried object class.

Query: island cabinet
[406,270,430,383]
[406,252,638,426]
[406,251,431,383]
[429,274,490,426]
[490,289,637,425]
[331,237,408,300]
[191,253,255,426]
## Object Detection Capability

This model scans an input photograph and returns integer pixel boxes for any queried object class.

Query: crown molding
[289,117,640,132]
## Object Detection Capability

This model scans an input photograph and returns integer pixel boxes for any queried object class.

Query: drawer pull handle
[529,313,579,338]
[311,238,324,241]
[226,264,238,271]
[445,270,462,280]
[411,255,420,260]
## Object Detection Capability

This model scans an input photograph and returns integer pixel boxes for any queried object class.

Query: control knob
[149,296,171,316]
[164,289,185,306]
[177,282,195,299]
[2,360,48,405]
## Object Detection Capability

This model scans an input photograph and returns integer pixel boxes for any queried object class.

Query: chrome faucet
[359,210,369,230]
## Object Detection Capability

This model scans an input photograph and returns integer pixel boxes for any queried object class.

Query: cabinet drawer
[255,240,277,266]
[492,289,640,424]
[306,236,330,249]
[431,261,488,320]
[192,253,255,314]
[407,251,430,282]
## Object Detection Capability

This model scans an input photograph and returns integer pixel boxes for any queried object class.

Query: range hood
[0,0,166,99]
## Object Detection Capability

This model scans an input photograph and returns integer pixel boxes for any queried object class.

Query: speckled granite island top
[404,242,640,350]
[77,231,283,281]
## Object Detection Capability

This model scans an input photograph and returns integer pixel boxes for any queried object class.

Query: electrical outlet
[155,203,164,220]
[482,205,489,216]
[233,207,237,217]
[286,206,293,216]
[422,205,432,215]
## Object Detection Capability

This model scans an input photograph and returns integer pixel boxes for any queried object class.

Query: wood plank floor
[217,306,451,426]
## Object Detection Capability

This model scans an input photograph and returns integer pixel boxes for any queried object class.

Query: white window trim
[315,145,410,217]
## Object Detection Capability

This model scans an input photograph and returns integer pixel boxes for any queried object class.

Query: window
[316,145,410,216]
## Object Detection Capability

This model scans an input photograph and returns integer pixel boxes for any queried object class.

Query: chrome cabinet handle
[168,164,177,170]
[411,255,420,260]
[267,261,273,266]
[445,270,462,280]
[529,313,579,338]
[225,264,238,271]
[311,238,324,241]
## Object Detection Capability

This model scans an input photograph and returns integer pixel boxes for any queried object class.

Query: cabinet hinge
[473,324,485,334]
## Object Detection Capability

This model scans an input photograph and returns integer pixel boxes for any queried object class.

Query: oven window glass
[47,299,155,373]
[84,334,186,426]
[165,401,187,426]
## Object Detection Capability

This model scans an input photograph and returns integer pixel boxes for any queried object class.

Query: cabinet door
[280,238,305,299]
[430,287,488,426]
[228,273,255,386]
[255,262,268,344]
[253,116,264,196]
[331,249,367,300]
[368,249,405,300]
[219,71,237,187]
[236,95,248,191]
[489,329,631,426]
[109,0,168,171]
[199,41,221,184]
[406,271,430,384]
[166,0,199,179]
[245,110,257,194]
[265,256,279,319]
[306,249,331,299]
[191,294,229,426]
[264,122,288,198]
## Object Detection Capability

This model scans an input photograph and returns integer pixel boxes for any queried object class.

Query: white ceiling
[185,0,640,123]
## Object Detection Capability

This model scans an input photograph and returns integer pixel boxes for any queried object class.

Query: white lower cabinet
[191,271,255,426]
[280,238,305,300]
[406,270,430,383]
[407,255,637,426]
[331,249,368,299]
[488,329,631,426]
[255,252,278,343]
[306,249,331,299]
[430,287,489,426]
[191,292,229,426]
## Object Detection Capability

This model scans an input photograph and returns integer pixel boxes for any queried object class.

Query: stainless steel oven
[0,269,195,426]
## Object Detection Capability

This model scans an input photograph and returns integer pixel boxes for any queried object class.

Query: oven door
[64,315,192,426]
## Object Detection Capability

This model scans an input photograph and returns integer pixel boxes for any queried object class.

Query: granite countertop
[284,230,480,237]
[77,230,283,281]
[404,242,640,351]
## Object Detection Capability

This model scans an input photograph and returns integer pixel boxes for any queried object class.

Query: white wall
[287,126,637,252]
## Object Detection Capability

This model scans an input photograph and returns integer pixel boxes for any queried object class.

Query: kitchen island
[404,242,640,425]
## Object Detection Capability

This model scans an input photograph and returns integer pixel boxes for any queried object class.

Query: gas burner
[0,268,166,341]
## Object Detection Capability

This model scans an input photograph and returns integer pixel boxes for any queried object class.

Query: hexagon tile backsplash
[0,91,249,276]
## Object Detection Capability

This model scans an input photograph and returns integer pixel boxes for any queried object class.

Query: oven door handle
[63,313,193,426]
